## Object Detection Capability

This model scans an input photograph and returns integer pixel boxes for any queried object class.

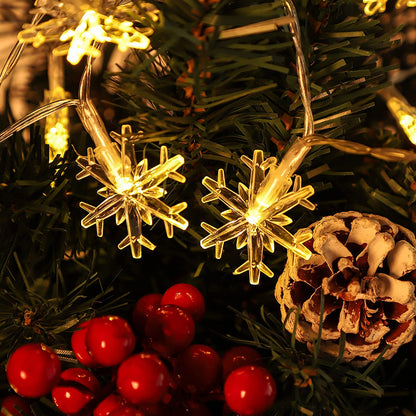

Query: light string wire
[0,2,414,166]
[284,0,314,138]
[265,0,416,184]
[250,0,416,218]
[0,98,79,144]
[77,45,115,150]
[75,42,133,186]
[0,12,45,87]
[249,0,315,212]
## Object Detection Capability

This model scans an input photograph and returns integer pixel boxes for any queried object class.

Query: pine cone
[275,211,416,365]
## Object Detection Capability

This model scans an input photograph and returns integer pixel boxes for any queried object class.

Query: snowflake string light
[378,87,416,146]
[363,0,416,15]
[200,150,316,285]
[17,0,156,65]
[44,86,70,160]
[76,125,188,259]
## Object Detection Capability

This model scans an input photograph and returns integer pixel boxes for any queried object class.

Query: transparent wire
[76,47,113,149]
[305,134,416,162]
[284,0,314,138]
[0,98,79,144]
[0,13,45,87]
[251,0,314,212]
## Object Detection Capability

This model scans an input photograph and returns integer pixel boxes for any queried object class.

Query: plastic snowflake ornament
[17,0,156,65]
[57,10,152,65]
[363,0,416,15]
[384,87,416,145]
[200,150,315,285]
[44,56,70,161]
[76,125,188,258]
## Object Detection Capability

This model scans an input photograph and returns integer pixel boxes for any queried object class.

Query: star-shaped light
[18,1,156,65]
[200,150,315,285]
[76,125,188,258]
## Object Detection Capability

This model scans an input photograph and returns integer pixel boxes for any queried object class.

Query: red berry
[6,343,61,398]
[161,283,205,322]
[1,395,32,416]
[132,294,163,335]
[94,394,125,416]
[222,346,262,379]
[52,368,100,415]
[71,321,99,367]
[86,316,136,367]
[145,305,195,355]
[117,353,170,405]
[175,344,221,394]
[224,366,276,416]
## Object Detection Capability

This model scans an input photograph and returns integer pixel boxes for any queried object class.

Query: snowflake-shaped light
[76,125,188,258]
[44,86,70,161]
[200,150,315,285]
[386,95,416,145]
[18,0,156,65]
[363,0,416,15]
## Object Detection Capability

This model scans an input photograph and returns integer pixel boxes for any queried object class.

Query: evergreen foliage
[0,0,415,414]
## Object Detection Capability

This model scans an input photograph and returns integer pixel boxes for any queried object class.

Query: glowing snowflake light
[76,125,188,259]
[200,150,315,285]
[377,86,416,146]
[17,1,156,65]
[363,0,416,15]
[56,10,152,65]
[44,86,70,160]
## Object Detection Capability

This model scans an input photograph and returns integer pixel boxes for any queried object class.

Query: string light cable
[199,0,416,284]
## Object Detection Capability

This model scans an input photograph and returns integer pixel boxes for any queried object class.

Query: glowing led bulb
[44,87,70,160]
[45,120,70,158]
[363,0,416,14]
[17,3,156,65]
[396,0,416,8]
[57,10,151,65]
[363,0,387,15]
[387,97,416,145]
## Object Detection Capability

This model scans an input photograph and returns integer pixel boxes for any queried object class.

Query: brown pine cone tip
[275,211,416,365]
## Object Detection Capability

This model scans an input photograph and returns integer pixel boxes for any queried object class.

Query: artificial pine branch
[0,126,128,365]
[113,0,397,159]
[227,306,416,416]
[0,1,415,415]
[0,128,71,281]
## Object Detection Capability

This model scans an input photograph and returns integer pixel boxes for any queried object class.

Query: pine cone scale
[338,299,362,334]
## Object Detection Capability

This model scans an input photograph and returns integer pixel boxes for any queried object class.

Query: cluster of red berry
[2,284,277,416]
